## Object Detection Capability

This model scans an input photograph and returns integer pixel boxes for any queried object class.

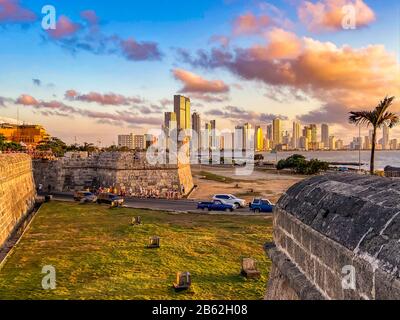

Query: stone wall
[32,152,194,197]
[265,174,400,300]
[0,154,36,248]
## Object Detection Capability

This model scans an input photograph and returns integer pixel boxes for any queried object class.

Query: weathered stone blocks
[0,154,36,249]
[266,174,400,300]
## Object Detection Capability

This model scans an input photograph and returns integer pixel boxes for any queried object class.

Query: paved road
[45,193,268,216]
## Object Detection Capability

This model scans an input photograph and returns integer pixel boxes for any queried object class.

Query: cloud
[233,12,271,35]
[15,94,161,126]
[208,35,230,48]
[43,12,163,62]
[120,38,163,61]
[249,28,303,60]
[46,15,81,39]
[64,90,144,106]
[179,32,400,125]
[0,0,36,24]
[173,68,229,94]
[298,0,376,32]
[16,94,39,105]
[80,10,99,26]
[206,105,288,124]
[32,78,41,86]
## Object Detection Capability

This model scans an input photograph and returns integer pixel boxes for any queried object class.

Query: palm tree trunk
[370,127,377,175]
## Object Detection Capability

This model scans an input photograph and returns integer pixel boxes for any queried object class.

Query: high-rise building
[266,124,273,141]
[191,112,201,151]
[292,122,300,149]
[243,123,254,151]
[133,135,145,150]
[299,136,309,151]
[118,134,133,149]
[201,123,211,151]
[335,139,344,150]
[329,136,336,150]
[254,125,264,151]
[174,95,191,131]
[164,112,177,130]
[382,124,390,150]
[210,120,217,149]
[321,124,329,148]
[273,118,282,146]
[390,139,398,150]
[234,125,244,151]
[309,124,317,143]
[364,136,371,150]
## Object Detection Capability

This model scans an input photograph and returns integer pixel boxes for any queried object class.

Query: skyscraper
[273,118,282,146]
[243,123,253,151]
[292,122,300,149]
[210,120,217,149]
[174,95,191,131]
[254,125,264,151]
[382,124,390,150]
[234,125,244,151]
[164,112,177,130]
[266,124,273,141]
[321,124,329,148]
[191,112,201,152]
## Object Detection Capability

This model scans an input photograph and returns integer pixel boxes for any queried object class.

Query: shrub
[277,155,328,175]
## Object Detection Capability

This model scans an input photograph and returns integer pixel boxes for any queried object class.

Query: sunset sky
[0,0,399,145]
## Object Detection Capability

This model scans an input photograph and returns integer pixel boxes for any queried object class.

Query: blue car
[249,199,274,213]
[197,200,235,212]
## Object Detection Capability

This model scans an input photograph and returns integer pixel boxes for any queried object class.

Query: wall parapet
[266,174,400,300]
[0,154,36,249]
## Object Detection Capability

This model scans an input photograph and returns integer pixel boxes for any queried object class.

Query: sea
[260,150,400,171]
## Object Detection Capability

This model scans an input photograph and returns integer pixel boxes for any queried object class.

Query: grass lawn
[198,171,237,184]
[0,201,273,300]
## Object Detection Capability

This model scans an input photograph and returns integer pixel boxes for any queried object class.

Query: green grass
[0,202,273,300]
[198,171,237,184]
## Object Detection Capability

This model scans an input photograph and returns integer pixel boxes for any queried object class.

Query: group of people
[91,185,182,199]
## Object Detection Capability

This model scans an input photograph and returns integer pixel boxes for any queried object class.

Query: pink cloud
[298,0,376,32]
[0,0,36,24]
[47,15,81,39]
[65,90,144,106]
[173,68,229,94]
[16,94,39,105]
[80,10,99,25]
[233,12,271,35]
[120,38,163,61]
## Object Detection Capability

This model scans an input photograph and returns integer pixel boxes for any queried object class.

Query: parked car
[212,194,246,208]
[197,200,235,212]
[74,191,97,203]
[97,193,124,206]
[249,198,274,213]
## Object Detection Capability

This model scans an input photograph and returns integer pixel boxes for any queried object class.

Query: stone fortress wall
[32,152,194,197]
[0,154,36,248]
[266,174,400,300]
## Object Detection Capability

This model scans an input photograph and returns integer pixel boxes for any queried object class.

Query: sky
[0,0,399,145]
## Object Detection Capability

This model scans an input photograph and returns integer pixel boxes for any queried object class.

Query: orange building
[0,123,50,147]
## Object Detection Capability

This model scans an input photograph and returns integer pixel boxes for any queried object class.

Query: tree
[349,96,399,175]
[37,137,68,157]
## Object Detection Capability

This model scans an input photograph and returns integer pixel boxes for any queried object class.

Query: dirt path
[189,166,305,203]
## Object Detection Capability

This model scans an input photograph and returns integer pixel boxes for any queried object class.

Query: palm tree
[349,96,399,175]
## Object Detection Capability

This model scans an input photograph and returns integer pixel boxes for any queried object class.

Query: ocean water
[260,150,400,170]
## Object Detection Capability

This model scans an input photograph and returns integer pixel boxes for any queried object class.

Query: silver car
[212,194,247,208]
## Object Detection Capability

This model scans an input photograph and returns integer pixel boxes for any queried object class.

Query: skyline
[0,0,399,145]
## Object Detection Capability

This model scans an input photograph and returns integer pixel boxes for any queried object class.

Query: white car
[212,194,247,208]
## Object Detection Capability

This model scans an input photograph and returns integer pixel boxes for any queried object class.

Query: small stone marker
[147,236,160,249]
[173,272,191,291]
[131,216,142,225]
[241,258,260,279]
